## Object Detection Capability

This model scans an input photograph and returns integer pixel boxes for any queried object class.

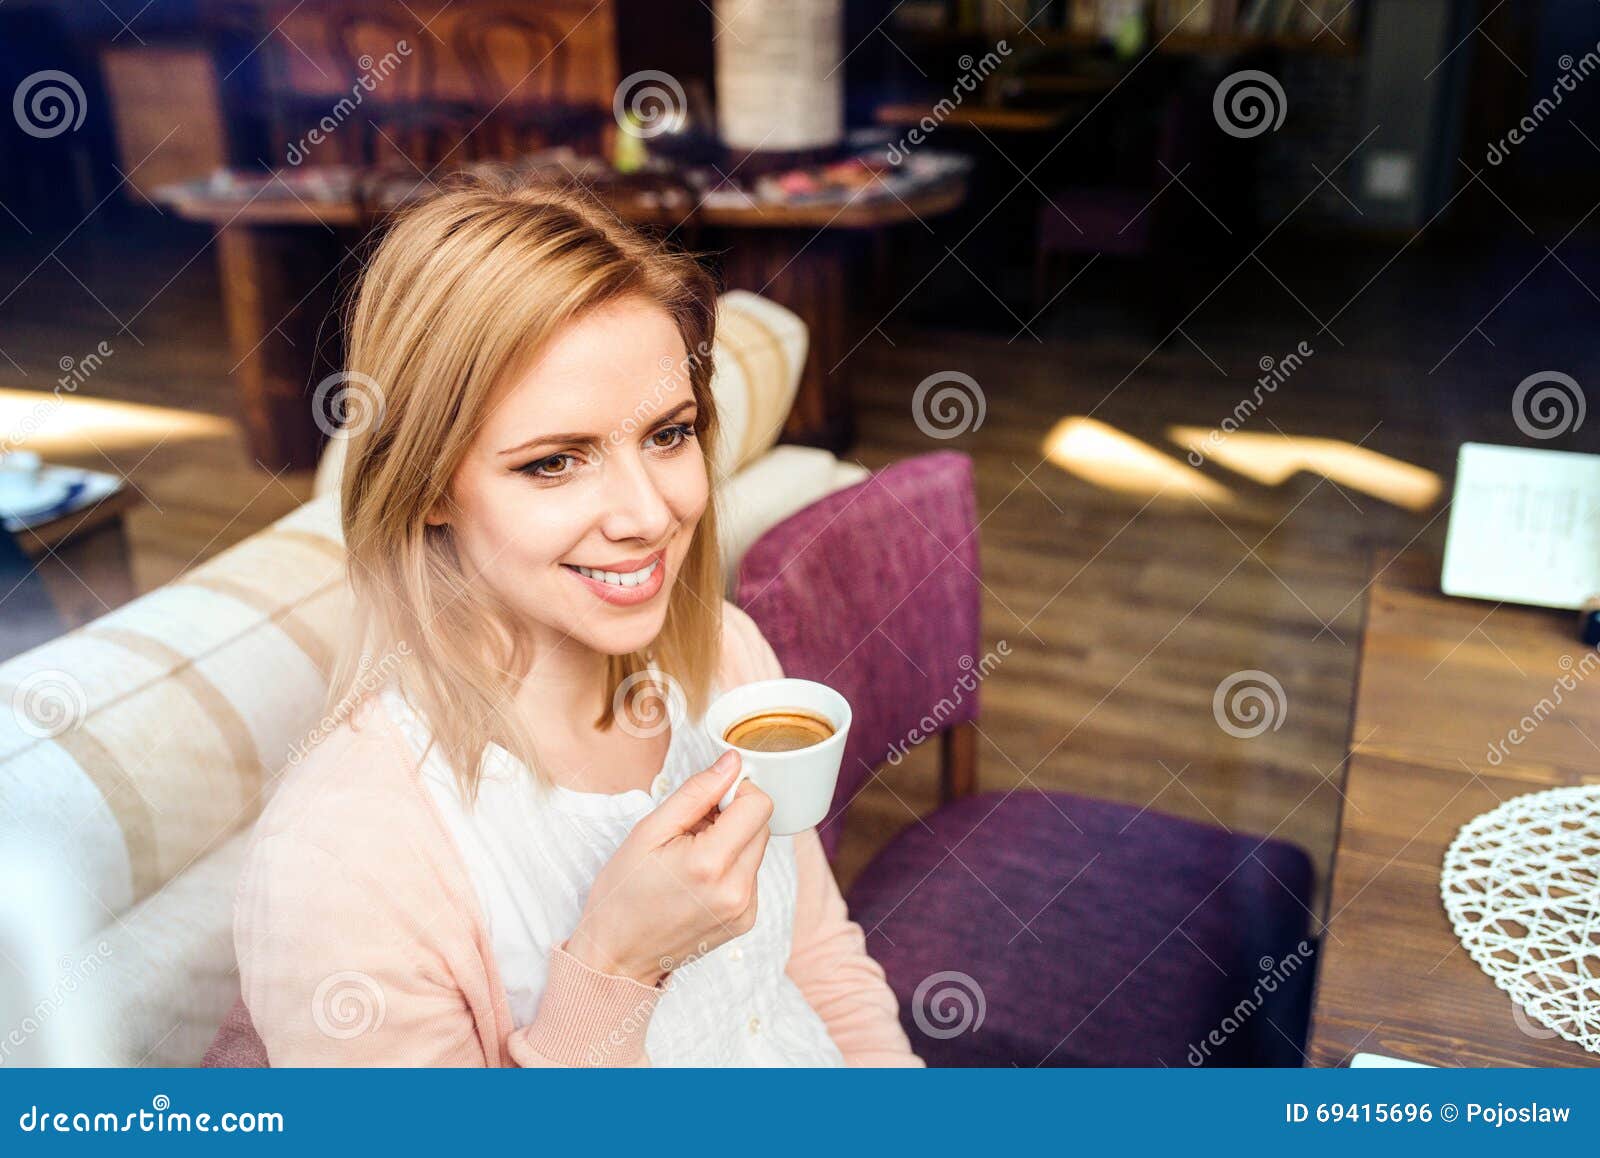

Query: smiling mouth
[563,558,661,589]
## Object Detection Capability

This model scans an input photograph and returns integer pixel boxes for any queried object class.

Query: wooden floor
[4,216,1598,914]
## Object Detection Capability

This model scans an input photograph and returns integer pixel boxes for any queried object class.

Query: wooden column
[714,227,859,452]
[215,226,345,471]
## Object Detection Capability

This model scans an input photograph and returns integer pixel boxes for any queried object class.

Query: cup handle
[717,759,748,812]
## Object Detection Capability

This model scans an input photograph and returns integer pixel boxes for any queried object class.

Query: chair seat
[846,791,1315,1067]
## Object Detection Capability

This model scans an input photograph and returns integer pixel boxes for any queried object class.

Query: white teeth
[573,560,659,588]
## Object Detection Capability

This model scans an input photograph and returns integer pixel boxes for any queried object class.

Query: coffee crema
[722,708,835,753]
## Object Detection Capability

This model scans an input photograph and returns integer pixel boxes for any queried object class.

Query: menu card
[1441,442,1600,610]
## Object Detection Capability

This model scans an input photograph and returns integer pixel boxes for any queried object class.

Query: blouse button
[650,773,669,798]
[748,1016,762,1035]
[729,946,744,962]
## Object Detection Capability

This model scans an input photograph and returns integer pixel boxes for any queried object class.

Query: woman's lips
[561,552,665,606]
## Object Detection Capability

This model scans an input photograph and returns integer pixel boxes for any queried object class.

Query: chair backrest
[326,9,437,102]
[99,45,231,201]
[735,452,981,857]
[453,9,570,107]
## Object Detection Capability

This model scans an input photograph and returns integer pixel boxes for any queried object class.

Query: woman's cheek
[669,451,711,525]
[498,484,590,565]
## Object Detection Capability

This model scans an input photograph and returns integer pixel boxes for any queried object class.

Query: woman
[234,174,919,1067]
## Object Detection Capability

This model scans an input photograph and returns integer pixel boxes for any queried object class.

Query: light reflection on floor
[0,388,233,460]
[1038,415,1442,514]
[1041,416,1233,502]
[1167,426,1442,512]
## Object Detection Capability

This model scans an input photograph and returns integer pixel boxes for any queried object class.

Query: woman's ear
[423,478,454,527]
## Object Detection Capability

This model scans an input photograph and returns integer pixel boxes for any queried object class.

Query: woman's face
[433,297,709,659]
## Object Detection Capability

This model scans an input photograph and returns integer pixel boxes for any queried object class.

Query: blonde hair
[328,173,724,799]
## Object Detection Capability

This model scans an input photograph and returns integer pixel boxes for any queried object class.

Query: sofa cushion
[846,791,1316,1067]
[77,829,252,1066]
[717,445,867,591]
[707,290,806,479]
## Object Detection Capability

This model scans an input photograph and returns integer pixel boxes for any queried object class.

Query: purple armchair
[736,452,1315,1067]
[735,451,983,858]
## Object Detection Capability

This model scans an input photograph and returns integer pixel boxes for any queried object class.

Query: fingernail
[715,750,739,775]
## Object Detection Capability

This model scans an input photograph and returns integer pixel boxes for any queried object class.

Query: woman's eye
[522,453,578,479]
[648,423,695,451]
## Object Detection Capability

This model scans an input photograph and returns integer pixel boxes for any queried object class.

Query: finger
[727,815,770,884]
[639,750,741,837]
[687,776,756,838]
[698,780,773,861]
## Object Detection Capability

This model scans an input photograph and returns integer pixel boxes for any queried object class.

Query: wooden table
[874,104,1079,133]
[1307,549,1600,1067]
[157,175,968,470]
[14,481,140,630]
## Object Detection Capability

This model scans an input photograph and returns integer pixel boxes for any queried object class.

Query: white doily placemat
[1440,785,1600,1055]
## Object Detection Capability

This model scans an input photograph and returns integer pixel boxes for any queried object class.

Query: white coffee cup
[705,678,852,836]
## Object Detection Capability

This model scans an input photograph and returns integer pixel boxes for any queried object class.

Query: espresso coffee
[722,707,835,753]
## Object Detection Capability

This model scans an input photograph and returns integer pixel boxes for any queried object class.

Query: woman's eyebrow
[496,401,698,457]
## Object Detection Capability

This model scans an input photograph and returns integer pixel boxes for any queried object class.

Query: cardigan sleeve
[506,947,662,1067]
[720,601,922,1066]
[237,833,493,1066]
[238,832,664,1067]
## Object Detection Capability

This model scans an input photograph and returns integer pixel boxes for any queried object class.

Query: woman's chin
[561,606,670,658]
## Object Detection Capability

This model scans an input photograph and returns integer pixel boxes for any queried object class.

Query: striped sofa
[0,291,866,1067]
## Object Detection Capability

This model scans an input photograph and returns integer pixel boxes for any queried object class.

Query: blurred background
[2,0,1599,1068]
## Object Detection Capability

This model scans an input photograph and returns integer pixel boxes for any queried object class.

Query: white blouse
[378,681,845,1067]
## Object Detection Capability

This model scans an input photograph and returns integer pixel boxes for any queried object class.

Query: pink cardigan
[234,603,921,1067]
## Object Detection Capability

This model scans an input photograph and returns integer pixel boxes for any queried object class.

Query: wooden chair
[99,45,231,201]
[333,10,481,170]
[452,7,607,160]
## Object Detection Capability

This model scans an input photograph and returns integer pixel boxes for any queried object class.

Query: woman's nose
[599,453,674,544]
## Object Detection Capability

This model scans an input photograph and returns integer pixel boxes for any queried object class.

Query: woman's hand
[565,751,772,985]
